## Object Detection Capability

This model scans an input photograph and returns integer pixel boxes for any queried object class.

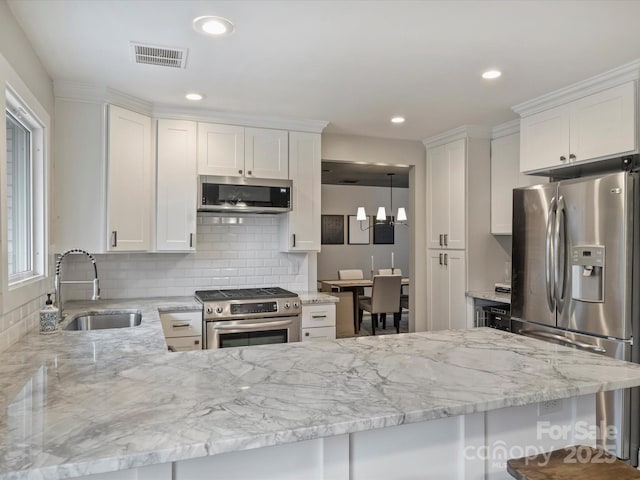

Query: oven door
[205,316,301,349]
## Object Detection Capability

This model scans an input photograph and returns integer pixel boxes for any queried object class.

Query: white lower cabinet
[160,311,202,351]
[301,303,336,341]
[427,250,466,331]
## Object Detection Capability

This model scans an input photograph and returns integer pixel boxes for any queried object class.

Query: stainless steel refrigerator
[511,171,640,463]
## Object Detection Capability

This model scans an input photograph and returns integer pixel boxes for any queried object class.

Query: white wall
[321,133,427,332]
[60,215,309,301]
[0,0,54,352]
[318,184,409,280]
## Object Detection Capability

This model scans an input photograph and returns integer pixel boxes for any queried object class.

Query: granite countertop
[297,291,340,304]
[2,299,640,479]
[466,290,512,304]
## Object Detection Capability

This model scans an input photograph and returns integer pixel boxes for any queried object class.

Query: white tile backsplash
[59,215,309,300]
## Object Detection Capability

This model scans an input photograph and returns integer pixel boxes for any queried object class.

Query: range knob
[284,302,291,309]
[215,306,223,314]
[206,306,213,315]
[293,302,300,309]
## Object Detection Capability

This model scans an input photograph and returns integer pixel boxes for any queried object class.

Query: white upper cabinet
[197,123,245,177]
[427,138,466,249]
[281,131,321,252]
[519,81,637,173]
[156,119,197,251]
[245,128,289,179]
[197,123,289,180]
[569,82,636,163]
[107,105,152,252]
[491,131,539,235]
[520,104,570,172]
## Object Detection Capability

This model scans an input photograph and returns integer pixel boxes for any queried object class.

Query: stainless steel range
[195,287,301,349]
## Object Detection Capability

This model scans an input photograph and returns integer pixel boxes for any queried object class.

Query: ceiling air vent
[130,42,188,69]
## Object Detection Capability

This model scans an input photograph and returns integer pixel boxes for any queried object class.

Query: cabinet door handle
[305,332,310,337]
[439,253,443,266]
[444,253,448,266]
[292,234,296,247]
[111,231,117,248]
[439,234,444,246]
[560,155,567,162]
[443,234,448,246]
[238,169,243,174]
[189,233,194,248]
[247,170,252,176]
[569,153,576,160]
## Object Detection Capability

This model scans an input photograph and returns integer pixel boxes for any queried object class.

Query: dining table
[320,277,409,334]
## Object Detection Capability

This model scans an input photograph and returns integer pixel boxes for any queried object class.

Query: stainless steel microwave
[198,176,292,213]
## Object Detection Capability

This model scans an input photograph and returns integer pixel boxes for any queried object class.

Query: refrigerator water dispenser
[571,245,604,302]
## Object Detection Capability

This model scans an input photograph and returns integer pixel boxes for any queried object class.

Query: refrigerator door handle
[545,197,557,312]
[519,329,606,354]
[555,196,568,312]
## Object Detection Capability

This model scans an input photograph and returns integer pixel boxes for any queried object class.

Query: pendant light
[357,173,408,229]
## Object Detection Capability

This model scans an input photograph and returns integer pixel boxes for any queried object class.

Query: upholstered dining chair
[376,269,408,329]
[338,269,369,326]
[359,275,402,335]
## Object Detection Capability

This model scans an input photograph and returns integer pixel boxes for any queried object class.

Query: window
[5,87,45,288]
[6,111,33,280]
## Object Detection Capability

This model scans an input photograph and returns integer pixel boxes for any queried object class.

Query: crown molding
[53,81,328,133]
[422,125,490,149]
[54,81,153,114]
[491,119,520,139]
[512,58,640,117]
[152,104,328,133]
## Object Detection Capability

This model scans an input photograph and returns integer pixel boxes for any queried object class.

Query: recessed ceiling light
[193,16,235,36]
[391,116,405,124]
[482,69,502,79]
[185,93,203,101]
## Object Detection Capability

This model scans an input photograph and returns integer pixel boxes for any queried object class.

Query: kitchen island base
[74,395,595,480]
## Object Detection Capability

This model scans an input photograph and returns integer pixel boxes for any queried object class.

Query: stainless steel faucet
[54,249,100,322]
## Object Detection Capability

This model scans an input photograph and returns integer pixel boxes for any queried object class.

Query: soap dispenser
[39,293,59,334]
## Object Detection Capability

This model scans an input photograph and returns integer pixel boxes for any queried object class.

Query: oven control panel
[231,302,278,315]
[203,297,302,320]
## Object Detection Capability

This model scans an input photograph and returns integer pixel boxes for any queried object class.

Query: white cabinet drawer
[160,311,202,338]
[166,335,202,351]
[301,304,336,328]
[301,326,336,342]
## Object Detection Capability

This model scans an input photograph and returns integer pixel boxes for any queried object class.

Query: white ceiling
[8,0,640,141]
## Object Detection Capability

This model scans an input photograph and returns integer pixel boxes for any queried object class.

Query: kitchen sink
[63,312,142,331]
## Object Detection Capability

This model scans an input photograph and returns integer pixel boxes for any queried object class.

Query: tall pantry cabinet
[423,127,499,331]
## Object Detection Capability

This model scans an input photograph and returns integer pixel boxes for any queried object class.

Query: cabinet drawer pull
[172,322,191,328]
[111,231,117,248]
[305,332,310,337]
[311,314,327,319]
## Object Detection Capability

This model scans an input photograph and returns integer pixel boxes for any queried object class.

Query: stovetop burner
[195,287,297,302]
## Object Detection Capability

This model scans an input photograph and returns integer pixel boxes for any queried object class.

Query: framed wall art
[348,215,369,244]
[321,215,344,245]
[373,216,394,245]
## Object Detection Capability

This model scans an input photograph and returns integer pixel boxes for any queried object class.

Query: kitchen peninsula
[2,299,640,480]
